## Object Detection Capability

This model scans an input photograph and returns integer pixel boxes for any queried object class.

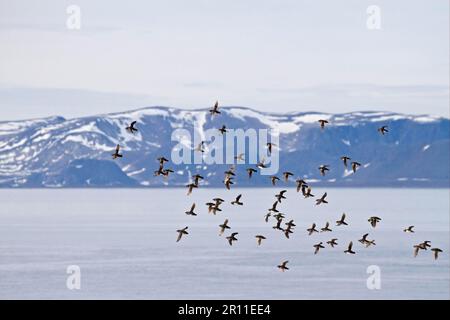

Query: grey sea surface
[0,188,448,300]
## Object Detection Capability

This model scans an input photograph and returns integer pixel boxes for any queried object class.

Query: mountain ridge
[0,106,448,188]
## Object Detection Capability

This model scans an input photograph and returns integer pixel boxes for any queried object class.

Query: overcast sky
[0,0,448,121]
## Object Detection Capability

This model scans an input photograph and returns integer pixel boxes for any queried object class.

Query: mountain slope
[0,107,448,188]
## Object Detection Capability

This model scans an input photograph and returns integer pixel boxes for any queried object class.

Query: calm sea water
[0,188,448,300]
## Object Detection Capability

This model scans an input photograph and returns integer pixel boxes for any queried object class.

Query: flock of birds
[111,101,443,272]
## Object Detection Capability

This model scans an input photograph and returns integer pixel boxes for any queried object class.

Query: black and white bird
[194,141,206,153]
[219,219,231,236]
[234,153,245,162]
[307,223,319,235]
[320,222,332,232]
[327,238,338,248]
[192,174,204,186]
[226,232,238,246]
[231,194,243,205]
[316,192,328,205]
[268,201,279,213]
[185,203,197,216]
[318,165,330,176]
[219,125,227,134]
[359,233,376,247]
[266,142,276,155]
[403,226,415,233]
[186,183,198,195]
[431,248,443,260]
[112,144,123,159]
[176,227,189,242]
[378,126,389,135]
[275,190,287,203]
[340,156,351,168]
[295,179,306,192]
[336,213,348,226]
[313,242,325,255]
[126,121,138,134]
[255,235,266,246]
[282,171,294,182]
[368,216,381,228]
[270,176,280,186]
[278,260,289,272]
[318,119,329,129]
[351,161,361,173]
[246,168,257,178]
[209,101,221,117]
[344,241,356,254]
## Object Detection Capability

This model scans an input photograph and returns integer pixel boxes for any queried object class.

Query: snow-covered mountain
[0,106,448,188]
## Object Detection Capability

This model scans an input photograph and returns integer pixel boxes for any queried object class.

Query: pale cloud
[0,0,448,119]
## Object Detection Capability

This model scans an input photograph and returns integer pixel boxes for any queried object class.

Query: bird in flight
[314,242,325,255]
[226,232,238,246]
[256,158,267,169]
[403,226,415,233]
[378,126,389,135]
[336,213,348,226]
[316,192,328,205]
[303,186,314,198]
[266,142,277,155]
[112,144,123,159]
[320,222,332,232]
[431,248,443,260]
[209,101,221,117]
[185,203,197,216]
[275,190,287,203]
[219,125,227,135]
[344,241,356,254]
[192,174,204,186]
[359,233,376,247]
[223,176,234,190]
[282,171,294,182]
[327,238,338,248]
[277,260,289,272]
[340,156,351,168]
[268,201,279,213]
[234,153,245,162]
[318,165,330,176]
[413,242,429,257]
[246,168,257,178]
[186,183,198,195]
[231,194,243,205]
[368,216,381,228]
[219,219,231,236]
[126,121,138,134]
[270,176,280,186]
[351,161,361,173]
[318,119,329,129]
[255,235,266,246]
[307,223,319,235]
[176,227,189,242]
[194,141,206,153]
[295,179,306,192]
